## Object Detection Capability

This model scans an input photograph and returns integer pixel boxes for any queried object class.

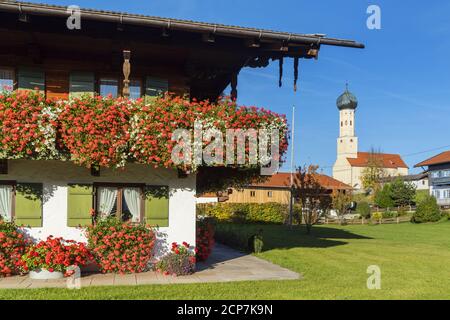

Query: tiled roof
[252,172,352,190]
[415,151,450,167]
[346,152,408,169]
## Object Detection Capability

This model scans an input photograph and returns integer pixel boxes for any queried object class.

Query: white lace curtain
[123,188,141,223]
[0,185,12,222]
[97,187,117,219]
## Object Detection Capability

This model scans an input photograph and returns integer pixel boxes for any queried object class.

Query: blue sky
[27,0,450,174]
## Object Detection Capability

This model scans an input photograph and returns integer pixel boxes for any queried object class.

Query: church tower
[333,85,358,185]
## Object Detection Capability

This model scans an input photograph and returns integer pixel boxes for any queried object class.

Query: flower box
[29,268,64,280]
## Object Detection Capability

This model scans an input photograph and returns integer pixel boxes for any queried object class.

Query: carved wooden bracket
[122,50,131,98]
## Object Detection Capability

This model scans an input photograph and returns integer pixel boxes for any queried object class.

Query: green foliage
[247,230,264,253]
[374,184,395,208]
[382,210,396,219]
[412,195,442,223]
[390,178,416,207]
[371,212,383,220]
[414,190,429,204]
[214,224,255,250]
[199,202,298,224]
[356,201,371,218]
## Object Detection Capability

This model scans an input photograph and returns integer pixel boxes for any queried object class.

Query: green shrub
[414,190,429,205]
[412,195,442,223]
[374,184,394,208]
[371,212,382,220]
[247,230,264,254]
[214,224,253,250]
[356,202,371,218]
[382,210,396,218]
[198,202,291,224]
[397,206,408,217]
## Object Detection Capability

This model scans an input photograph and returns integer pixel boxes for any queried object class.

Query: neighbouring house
[332,86,408,189]
[0,2,362,250]
[415,151,450,208]
[223,172,352,205]
[380,172,429,191]
[196,192,229,204]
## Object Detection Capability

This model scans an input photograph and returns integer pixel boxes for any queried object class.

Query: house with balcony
[0,1,363,250]
[415,151,450,208]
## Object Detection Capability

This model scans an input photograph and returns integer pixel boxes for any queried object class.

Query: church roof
[415,151,450,167]
[347,152,408,169]
[251,172,353,190]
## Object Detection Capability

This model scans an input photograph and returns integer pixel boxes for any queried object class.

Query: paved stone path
[0,244,300,289]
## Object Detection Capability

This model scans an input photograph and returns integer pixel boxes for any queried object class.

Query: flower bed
[155,242,196,276]
[0,221,30,277]
[196,219,215,262]
[19,236,92,277]
[86,219,156,274]
[0,91,288,171]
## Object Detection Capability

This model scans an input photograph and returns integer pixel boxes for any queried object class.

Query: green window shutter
[145,77,168,103]
[18,67,45,92]
[69,72,95,99]
[67,184,93,227]
[15,183,43,227]
[145,186,169,227]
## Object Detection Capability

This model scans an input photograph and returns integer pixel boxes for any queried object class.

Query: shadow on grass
[215,223,373,252]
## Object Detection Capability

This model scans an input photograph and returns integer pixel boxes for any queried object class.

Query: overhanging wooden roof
[0,1,364,100]
[0,1,364,50]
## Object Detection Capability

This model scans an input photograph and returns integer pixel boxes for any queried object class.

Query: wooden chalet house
[0,1,363,249]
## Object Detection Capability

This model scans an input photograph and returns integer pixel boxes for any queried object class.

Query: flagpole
[289,104,295,226]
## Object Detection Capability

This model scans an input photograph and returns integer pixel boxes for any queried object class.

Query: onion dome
[336,84,358,110]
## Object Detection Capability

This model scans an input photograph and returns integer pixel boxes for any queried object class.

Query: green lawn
[2,221,450,300]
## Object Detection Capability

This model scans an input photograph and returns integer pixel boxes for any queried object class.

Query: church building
[332,86,408,189]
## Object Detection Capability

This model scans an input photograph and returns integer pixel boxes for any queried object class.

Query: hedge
[198,202,301,224]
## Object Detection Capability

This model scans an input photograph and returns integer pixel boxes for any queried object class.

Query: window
[70,72,95,99]
[129,79,142,100]
[250,191,256,197]
[433,190,441,199]
[18,67,45,91]
[145,77,168,102]
[0,184,13,222]
[0,68,14,92]
[267,191,273,198]
[444,190,450,199]
[99,78,119,98]
[0,182,42,227]
[96,184,143,223]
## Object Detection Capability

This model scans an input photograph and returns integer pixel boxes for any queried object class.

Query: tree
[331,190,353,224]
[412,195,442,223]
[361,149,387,193]
[390,178,416,208]
[374,184,394,208]
[294,165,331,234]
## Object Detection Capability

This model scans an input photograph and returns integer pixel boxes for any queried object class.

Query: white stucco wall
[1,160,196,255]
